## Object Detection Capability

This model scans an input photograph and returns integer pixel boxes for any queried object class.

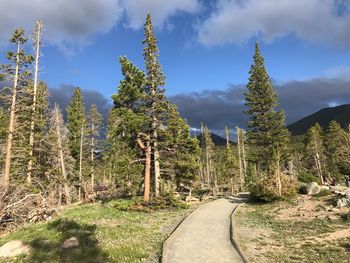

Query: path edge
[160,202,206,263]
[230,204,249,263]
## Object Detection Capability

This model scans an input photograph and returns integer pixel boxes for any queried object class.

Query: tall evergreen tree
[325,120,346,183]
[1,28,33,190]
[110,57,148,198]
[87,104,103,189]
[47,104,75,204]
[161,105,200,192]
[244,42,290,197]
[304,123,326,184]
[143,13,168,197]
[66,87,87,200]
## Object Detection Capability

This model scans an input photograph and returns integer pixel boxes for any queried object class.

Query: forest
[0,14,349,263]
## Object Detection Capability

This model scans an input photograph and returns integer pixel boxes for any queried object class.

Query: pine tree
[110,57,148,199]
[143,14,168,197]
[66,87,87,200]
[244,42,290,197]
[161,105,200,192]
[1,28,33,191]
[336,125,350,186]
[87,104,103,190]
[47,105,75,204]
[223,127,239,194]
[304,123,326,184]
[200,125,216,194]
[325,120,346,183]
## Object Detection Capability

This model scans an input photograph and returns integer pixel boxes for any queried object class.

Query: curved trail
[162,198,245,263]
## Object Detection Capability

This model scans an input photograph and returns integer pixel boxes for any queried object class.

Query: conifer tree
[66,88,87,200]
[143,14,168,197]
[110,57,148,199]
[161,105,200,191]
[223,127,239,194]
[1,28,33,191]
[200,126,216,193]
[47,105,74,204]
[244,42,290,197]
[87,104,103,190]
[304,123,326,184]
[325,120,346,183]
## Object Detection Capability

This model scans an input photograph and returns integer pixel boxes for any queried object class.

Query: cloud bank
[49,85,111,122]
[0,0,201,53]
[170,77,350,132]
[197,0,350,48]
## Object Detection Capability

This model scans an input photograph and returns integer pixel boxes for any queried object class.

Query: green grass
[236,200,350,263]
[0,199,190,263]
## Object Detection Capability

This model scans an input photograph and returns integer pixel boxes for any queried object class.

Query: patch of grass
[0,198,190,263]
[236,199,350,263]
[313,189,331,198]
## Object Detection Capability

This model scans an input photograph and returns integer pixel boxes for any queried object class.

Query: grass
[235,199,350,263]
[0,198,191,263]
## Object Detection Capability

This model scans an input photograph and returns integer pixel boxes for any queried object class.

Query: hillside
[287,104,350,135]
[196,132,233,146]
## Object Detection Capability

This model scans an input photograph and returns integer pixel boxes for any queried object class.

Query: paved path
[162,198,244,263]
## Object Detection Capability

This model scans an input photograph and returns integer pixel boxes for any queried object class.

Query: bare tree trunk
[55,108,70,204]
[2,42,20,191]
[153,127,160,197]
[144,142,151,202]
[276,150,282,196]
[314,153,324,185]
[78,125,84,201]
[241,133,247,179]
[237,127,243,190]
[90,123,95,190]
[27,20,43,184]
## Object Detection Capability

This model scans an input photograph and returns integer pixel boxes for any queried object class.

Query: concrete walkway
[162,198,244,263]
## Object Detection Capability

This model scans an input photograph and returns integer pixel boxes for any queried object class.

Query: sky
[1,0,350,135]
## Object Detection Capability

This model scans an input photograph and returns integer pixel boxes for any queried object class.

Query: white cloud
[197,0,350,48]
[122,0,201,29]
[0,0,122,53]
[325,66,350,80]
[0,0,201,53]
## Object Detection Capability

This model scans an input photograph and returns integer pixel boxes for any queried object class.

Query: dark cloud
[170,77,350,132]
[49,85,111,121]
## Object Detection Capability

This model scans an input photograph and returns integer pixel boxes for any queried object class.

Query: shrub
[298,170,319,183]
[250,174,299,202]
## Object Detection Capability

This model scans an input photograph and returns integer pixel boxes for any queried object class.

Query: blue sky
[1,0,350,132]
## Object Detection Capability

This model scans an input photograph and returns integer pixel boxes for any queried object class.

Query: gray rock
[0,240,30,257]
[61,237,79,249]
[300,182,320,195]
[336,198,350,208]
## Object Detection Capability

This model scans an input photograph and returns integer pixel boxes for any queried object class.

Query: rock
[300,182,320,195]
[320,186,330,191]
[61,237,79,249]
[0,240,30,257]
[336,198,350,208]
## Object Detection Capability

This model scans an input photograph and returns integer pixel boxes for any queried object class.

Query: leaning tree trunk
[27,20,43,184]
[55,109,71,204]
[2,42,20,191]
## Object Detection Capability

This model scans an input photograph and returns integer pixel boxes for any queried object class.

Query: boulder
[336,198,349,208]
[300,182,320,195]
[61,237,79,249]
[0,240,30,257]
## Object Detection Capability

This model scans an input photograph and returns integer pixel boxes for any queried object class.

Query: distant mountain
[287,104,350,135]
[196,132,233,146]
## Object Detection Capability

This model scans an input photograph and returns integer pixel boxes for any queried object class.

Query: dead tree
[27,20,43,184]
